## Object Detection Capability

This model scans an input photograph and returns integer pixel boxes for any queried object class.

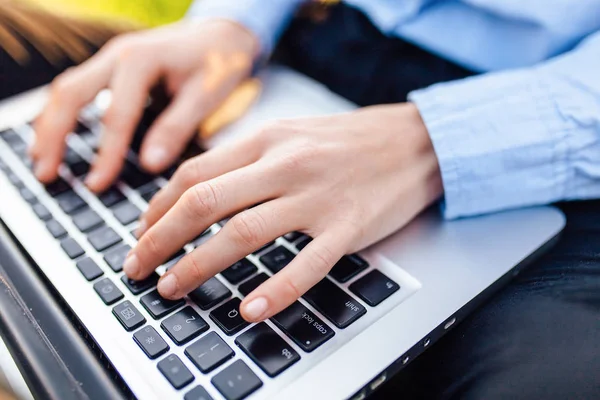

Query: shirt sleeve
[187,0,306,56]
[408,31,600,220]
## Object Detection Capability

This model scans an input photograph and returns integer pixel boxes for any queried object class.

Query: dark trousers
[277,5,600,400]
[1,4,598,399]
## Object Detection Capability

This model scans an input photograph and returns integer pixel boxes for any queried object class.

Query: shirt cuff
[408,69,573,220]
[187,0,304,57]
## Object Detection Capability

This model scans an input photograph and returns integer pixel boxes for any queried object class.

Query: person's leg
[275,4,600,399]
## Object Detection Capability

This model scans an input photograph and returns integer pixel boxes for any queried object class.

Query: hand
[125,103,443,322]
[31,19,259,192]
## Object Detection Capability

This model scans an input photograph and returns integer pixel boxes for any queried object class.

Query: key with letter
[272,301,334,352]
[303,278,366,328]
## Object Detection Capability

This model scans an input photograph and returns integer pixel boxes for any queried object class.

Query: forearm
[409,31,600,219]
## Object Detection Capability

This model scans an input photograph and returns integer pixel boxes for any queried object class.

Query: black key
[76,257,104,281]
[185,385,214,400]
[211,360,262,400]
[138,181,160,197]
[19,187,36,204]
[56,190,86,214]
[120,161,154,189]
[140,290,185,319]
[121,273,159,295]
[60,237,84,259]
[283,232,302,242]
[188,277,231,310]
[46,219,67,238]
[295,236,312,250]
[259,246,295,274]
[162,165,177,180]
[133,325,169,359]
[103,243,131,272]
[221,259,257,284]
[236,322,300,377]
[141,187,160,202]
[158,354,194,389]
[69,160,90,177]
[93,278,124,305]
[112,300,146,331]
[72,208,103,232]
[271,301,334,352]
[45,178,70,197]
[73,121,90,135]
[112,201,141,225]
[303,278,366,329]
[329,254,369,283]
[64,147,84,165]
[252,241,276,255]
[88,226,122,252]
[32,203,52,220]
[209,298,248,336]
[349,269,400,306]
[185,331,234,373]
[98,187,125,208]
[238,273,269,297]
[0,129,23,147]
[161,306,209,345]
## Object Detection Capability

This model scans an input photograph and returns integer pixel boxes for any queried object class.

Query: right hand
[31,19,259,192]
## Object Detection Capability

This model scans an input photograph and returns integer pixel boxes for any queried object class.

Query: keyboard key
[236,322,300,377]
[120,161,154,189]
[349,269,400,306]
[133,325,169,359]
[98,187,125,208]
[259,246,295,274]
[303,278,366,329]
[141,187,160,202]
[60,237,84,259]
[63,147,84,165]
[19,187,36,204]
[6,172,23,188]
[76,257,104,281]
[209,298,248,336]
[103,244,131,272]
[69,160,90,177]
[185,332,234,373]
[272,301,334,352]
[121,273,159,295]
[283,232,302,242]
[184,385,214,400]
[329,254,369,283]
[112,300,146,331]
[56,191,86,214]
[211,360,262,400]
[295,236,312,250]
[72,208,103,233]
[46,219,67,238]
[112,201,141,225]
[251,241,275,255]
[32,203,52,220]
[161,306,209,345]
[221,259,257,284]
[88,226,122,252]
[238,273,269,297]
[45,178,70,197]
[158,354,194,390]
[188,277,231,310]
[140,290,185,319]
[138,181,160,197]
[93,278,124,305]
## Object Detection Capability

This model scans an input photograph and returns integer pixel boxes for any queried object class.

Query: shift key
[272,301,334,352]
[303,278,366,329]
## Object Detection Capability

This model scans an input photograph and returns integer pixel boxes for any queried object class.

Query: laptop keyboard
[0,113,402,399]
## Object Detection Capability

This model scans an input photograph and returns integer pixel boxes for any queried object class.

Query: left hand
[124,103,443,322]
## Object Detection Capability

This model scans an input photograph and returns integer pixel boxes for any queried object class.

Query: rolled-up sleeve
[187,0,305,56]
[409,31,600,219]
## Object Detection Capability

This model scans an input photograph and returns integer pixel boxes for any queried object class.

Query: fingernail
[136,220,147,238]
[158,274,178,298]
[85,171,103,189]
[143,146,169,170]
[243,297,268,321]
[123,254,139,277]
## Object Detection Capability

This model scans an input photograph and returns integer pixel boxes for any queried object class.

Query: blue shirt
[189,0,600,219]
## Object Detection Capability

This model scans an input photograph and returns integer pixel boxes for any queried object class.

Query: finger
[138,137,263,235]
[139,72,217,173]
[32,51,114,182]
[125,163,281,280]
[241,227,352,322]
[85,50,162,192]
[155,199,302,299]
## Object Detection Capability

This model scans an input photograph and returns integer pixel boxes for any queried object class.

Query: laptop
[0,66,565,400]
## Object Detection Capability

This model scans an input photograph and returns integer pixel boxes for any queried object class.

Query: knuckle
[142,230,162,261]
[174,159,201,187]
[230,209,267,248]
[254,120,287,143]
[279,143,320,173]
[185,253,207,283]
[51,72,78,102]
[306,245,336,276]
[280,277,303,300]
[184,182,221,218]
